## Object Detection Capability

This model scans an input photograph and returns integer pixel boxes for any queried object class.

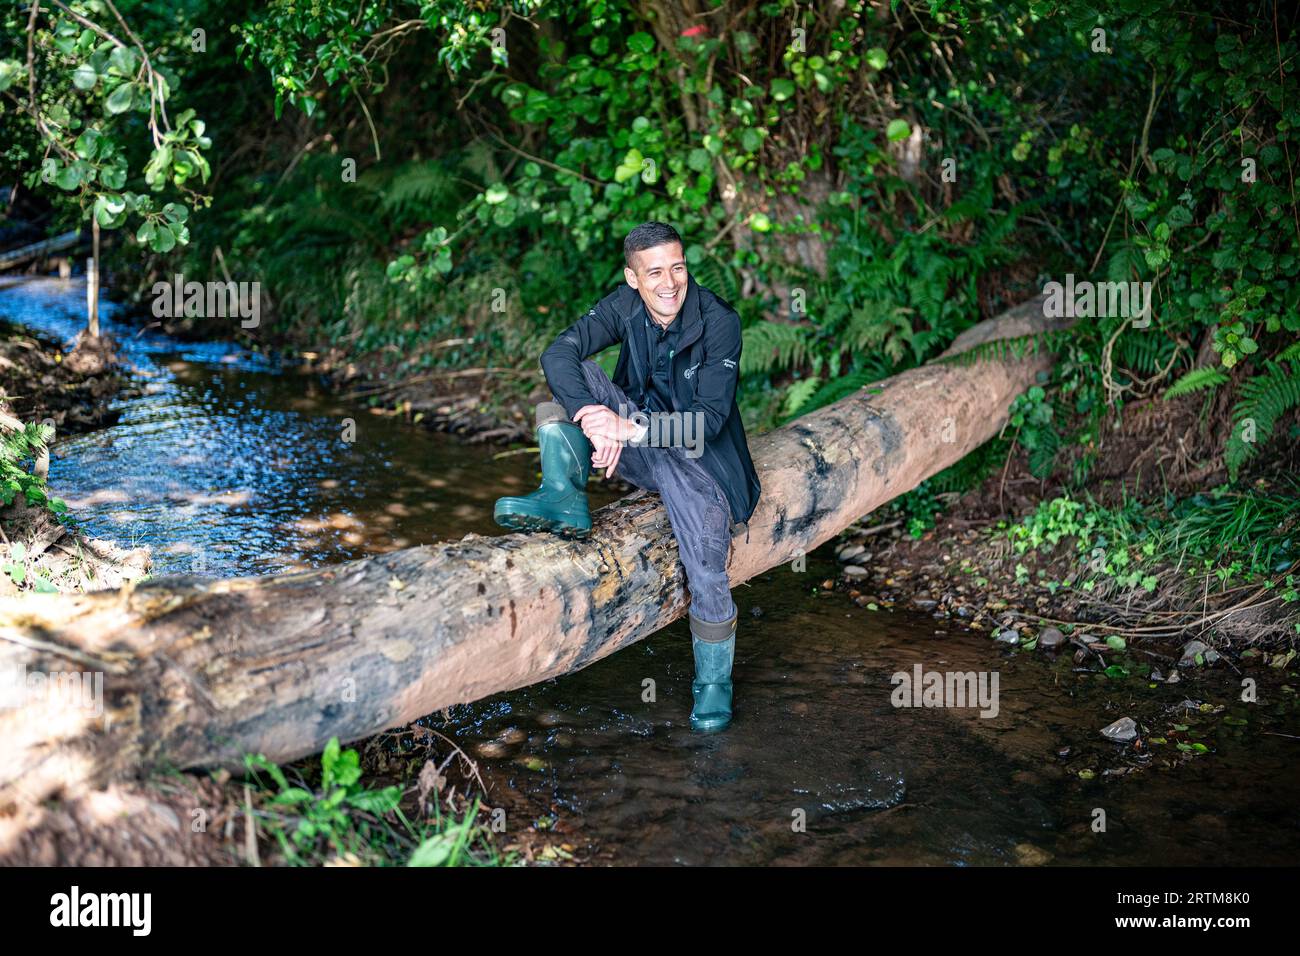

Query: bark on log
[0,295,1062,812]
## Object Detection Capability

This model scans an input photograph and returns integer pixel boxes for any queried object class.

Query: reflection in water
[3,277,1298,865]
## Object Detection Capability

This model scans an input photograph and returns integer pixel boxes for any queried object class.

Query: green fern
[0,421,66,513]
[842,300,914,365]
[690,254,740,305]
[798,366,890,412]
[741,321,814,375]
[1276,340,1300,362]
[1165,366,1229,398]
[1027,426,1060,479]
[371,160,460,221]
[781,377,823,420]
[936,327,1075,367]
[1225,360,1300,478]
[1115,331,1178,377]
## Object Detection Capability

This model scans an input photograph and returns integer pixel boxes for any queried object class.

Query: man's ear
[623,265,639,289]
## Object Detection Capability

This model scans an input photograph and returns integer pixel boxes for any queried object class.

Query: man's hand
[573,404,641,442]
[588,432,623,478]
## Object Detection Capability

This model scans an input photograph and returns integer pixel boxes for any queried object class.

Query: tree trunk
[0,296,1061,813]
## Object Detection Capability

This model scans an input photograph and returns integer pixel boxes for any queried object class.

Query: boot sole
[495,509,592,539]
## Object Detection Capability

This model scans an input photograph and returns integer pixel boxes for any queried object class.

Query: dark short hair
[624,222,683,267]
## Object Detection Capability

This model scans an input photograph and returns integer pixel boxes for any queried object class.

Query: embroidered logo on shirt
[684,362,701,379]
[722,358,737,371]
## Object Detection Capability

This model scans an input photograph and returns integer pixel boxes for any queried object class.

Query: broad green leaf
[54,165,82,191]
[627,32,655,55]
[105,81,135,114]
[887,119,911,142]
[108,46,138,77]
[74,129,102,160]
[72,63,98,90]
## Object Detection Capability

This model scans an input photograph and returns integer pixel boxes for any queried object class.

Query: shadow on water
[3,276,1298,865]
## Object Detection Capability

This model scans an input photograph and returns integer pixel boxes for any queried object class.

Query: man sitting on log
[494,221,762,732]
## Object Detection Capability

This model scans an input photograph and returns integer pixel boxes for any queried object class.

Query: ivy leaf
[866,47,888,70]
[770,78,796,101]
[886,119,911,142]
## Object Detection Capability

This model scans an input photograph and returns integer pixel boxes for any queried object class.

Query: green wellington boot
[689,611,737,732]
[494,401,593,537]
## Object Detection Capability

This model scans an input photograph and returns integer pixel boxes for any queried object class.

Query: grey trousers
[561,360,737,626]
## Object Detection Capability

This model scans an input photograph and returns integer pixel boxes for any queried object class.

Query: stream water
[3,276,1298,866]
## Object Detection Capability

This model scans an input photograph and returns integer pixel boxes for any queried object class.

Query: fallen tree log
[0,295,1062,811]
[0,231,82,273]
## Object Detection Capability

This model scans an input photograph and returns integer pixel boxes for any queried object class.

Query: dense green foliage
[6,0,1298,486]
[0,419,64,513]
[1005,482,1300,631]
[1,0,214,253]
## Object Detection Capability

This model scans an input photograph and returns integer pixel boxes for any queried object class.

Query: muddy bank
[0,315,150,596]
[0,318,126,435]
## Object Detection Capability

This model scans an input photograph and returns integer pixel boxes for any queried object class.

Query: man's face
[624,241,687,326]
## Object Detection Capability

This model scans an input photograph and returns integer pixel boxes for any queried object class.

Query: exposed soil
[827,390,1300,655]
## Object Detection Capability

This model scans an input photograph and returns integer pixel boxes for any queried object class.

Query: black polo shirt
[642,306,681,414]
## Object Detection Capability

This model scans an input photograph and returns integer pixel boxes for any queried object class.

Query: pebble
[1013,843,1053,866]
[995,629,1020,644]
[1101,717,1138,743]
[842,565,869,580]
[837,544,866,562]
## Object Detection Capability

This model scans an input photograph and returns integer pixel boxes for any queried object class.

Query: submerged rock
[1037,626,1067,651]
[1101,717,1138,743]
[1179,639,1220,667]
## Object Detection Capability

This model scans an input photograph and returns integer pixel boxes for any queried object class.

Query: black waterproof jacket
[540,275,762,529]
